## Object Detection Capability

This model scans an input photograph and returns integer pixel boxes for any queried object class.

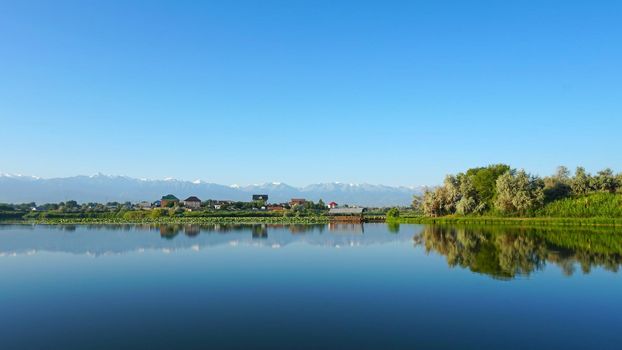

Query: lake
[1,223,621,349]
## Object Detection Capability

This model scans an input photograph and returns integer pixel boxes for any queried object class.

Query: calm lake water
[1,223,621,349]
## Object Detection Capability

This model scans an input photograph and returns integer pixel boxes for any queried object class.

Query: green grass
[537,193,622,218]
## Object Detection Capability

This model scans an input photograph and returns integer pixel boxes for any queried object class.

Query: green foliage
[386,208,400,219]
[423,164,511,217]
[422,164,622,218]
[494,170,544,215]
[465,164,511,207]
[122,210,149,220]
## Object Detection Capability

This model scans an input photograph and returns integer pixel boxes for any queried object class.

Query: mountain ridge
[0,173,424,207]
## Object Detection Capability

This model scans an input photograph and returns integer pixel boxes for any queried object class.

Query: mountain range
[0,173,425,207]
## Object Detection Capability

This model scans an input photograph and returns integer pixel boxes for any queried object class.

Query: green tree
[592,168,618,193]
[317,199,326,209]
[543,165,572,202]
[495,170,544,215]
[422,188,445,217]
[571,167,593,196]
[465,164,511,209]
[386,208,400,219]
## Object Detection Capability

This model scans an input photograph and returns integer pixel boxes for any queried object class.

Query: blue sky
[1,0,620,186]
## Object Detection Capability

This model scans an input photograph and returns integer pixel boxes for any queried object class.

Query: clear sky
[1,0,620,186]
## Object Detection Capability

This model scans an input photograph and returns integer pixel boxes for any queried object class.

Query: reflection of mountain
[416,225,622,279]
[0,223,416,256]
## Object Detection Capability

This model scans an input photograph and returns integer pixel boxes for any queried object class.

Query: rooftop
[328,207,365,215]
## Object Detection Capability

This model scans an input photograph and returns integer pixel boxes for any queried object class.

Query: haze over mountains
[0,173,424,207]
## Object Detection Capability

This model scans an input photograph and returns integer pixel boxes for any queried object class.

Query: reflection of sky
[0,223,421,257]
[1,224,622,349]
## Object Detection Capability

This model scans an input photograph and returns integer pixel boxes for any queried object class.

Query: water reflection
[0,223,401,256]
[1,223,621,279]
[415,225,622,279]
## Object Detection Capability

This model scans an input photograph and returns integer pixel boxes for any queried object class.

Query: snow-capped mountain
[0,173,424,207]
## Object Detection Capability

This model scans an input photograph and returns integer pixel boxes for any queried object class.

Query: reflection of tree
[416,225,622,279]
[387,222,400,234]
[160,225,181,239]
[252,225,268,239]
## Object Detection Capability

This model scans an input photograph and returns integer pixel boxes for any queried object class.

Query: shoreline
[390,216,622,227]
[2,215,622,227]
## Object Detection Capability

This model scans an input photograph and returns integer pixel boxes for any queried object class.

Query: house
[267,205,285,212]
[328,201,338,209]
[205,199,233,210]
[183,196,201,210]
[137,201,152,210]
[160,194,179,207]
[252,194,269,202]
[289,198,306,206]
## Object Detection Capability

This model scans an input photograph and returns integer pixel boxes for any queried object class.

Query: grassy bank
[390,216,622,227]
[537,193,622,217]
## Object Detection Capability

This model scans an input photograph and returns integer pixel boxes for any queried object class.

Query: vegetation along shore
[2,164,622,227]
[385,164,622,227]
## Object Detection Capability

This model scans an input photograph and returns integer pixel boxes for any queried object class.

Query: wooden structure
[328,207,366,222]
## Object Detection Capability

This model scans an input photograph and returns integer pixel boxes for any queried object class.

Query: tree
[544,165,572,202]
[592,168,618,193]
[442,175,461,213]
[555,166,570,181]
[465,164,511,209]
[571,167,593,196]
[412,195,423,211]
[495,170,544,215]
[422,188,448,217]
[455,174,480,215]
[317,199,326,209]
[386,208,400,219]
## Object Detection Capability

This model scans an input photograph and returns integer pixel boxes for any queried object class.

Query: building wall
[184,201,201,209]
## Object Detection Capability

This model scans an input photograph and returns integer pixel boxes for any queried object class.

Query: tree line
[418,165,622,217]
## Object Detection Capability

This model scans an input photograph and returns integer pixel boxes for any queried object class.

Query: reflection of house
[161,194,179,207]
[183,196,201,210]
[290,198,306,206]
[328,201,338,209]
[252,194,269,202]
[328,223,364,234]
